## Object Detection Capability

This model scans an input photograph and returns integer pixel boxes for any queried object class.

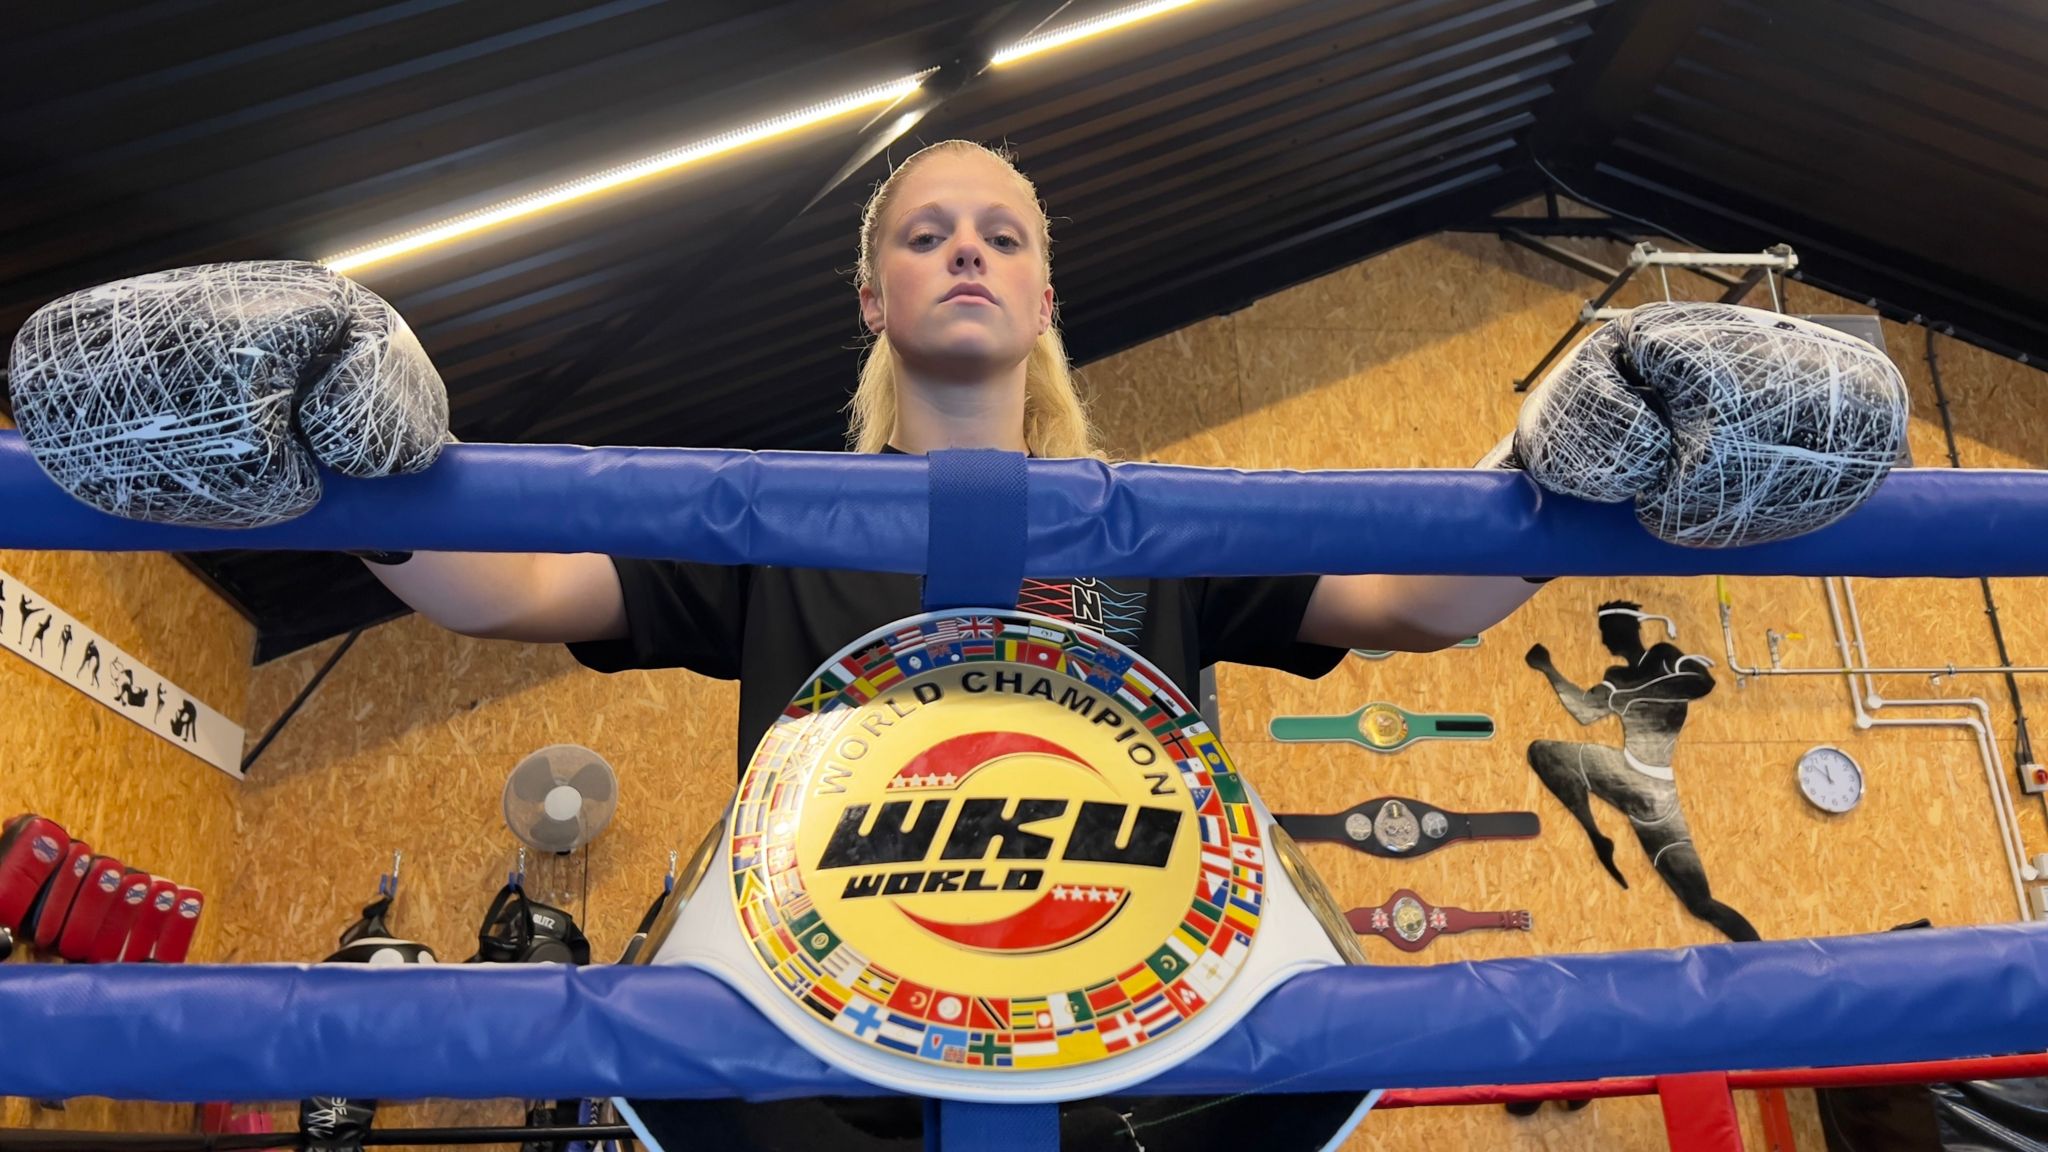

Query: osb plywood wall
[1091,227,2048,1152]
[10,221,2048,1151]
[0,407,256,1134]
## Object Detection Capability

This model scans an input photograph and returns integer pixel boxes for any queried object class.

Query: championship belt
[1276,798,1539,859]
[635,608,1367,1108]
[1268,702,1493,753]
[1349,637,1479,660]
[1344,889,1532,953]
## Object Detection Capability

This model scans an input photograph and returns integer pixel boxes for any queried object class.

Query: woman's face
[860,151,1053,382]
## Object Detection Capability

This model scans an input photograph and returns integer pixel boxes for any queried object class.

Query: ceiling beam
[484,2,1076,442]
[1581,161,2047,368]
[1521,0,1714,170]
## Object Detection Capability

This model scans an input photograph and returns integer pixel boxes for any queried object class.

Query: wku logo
[813,731,1181,954]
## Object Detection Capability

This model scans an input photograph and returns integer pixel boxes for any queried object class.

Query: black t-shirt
[571,564,1344,776]
[568,456,1345,775]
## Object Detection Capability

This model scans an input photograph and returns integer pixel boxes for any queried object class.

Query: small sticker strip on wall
[0,568,245,779]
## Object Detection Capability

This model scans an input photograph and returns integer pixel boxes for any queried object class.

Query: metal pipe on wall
[1719,578,2035,919]
[1826,577,2035,919]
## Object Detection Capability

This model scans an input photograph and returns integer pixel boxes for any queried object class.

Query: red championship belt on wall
[1345,889,1532,953]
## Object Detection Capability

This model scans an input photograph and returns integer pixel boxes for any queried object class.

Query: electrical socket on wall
[2020,762,2048,795]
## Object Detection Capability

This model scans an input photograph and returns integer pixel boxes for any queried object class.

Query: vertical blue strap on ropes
[939,1099,1059,1152]
[920,448,1057,1147]
[922,449,1029,613]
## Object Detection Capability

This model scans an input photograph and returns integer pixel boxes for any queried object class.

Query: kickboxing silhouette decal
[17,595,43,645]
[111,661,150,709]
[1524,600,1758,942]
[0,568,243,776]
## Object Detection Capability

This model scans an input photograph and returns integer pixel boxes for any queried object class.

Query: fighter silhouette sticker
[1524,601,1758,942]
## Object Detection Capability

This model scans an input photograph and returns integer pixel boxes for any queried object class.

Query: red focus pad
[0,814,70,930]
[27,840,92,951]
[154,887,204,963]
[123,878,180,962]
[57,857,125,961]
[89,871,154,963]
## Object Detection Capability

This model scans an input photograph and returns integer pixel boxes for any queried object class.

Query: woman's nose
[950,243,984,271]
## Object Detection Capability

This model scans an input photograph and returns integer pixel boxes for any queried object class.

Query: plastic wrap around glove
[7,261,447,528]
[1518,303,1908,548]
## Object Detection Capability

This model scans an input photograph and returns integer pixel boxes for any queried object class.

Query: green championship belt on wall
[1349,637,1480,661]
[1268,701,1494,753]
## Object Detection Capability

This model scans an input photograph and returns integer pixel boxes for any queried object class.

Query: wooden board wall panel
[0,418,256,1133]
[226,614,738,965]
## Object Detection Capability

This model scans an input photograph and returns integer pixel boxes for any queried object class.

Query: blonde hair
[847,140,1098,459]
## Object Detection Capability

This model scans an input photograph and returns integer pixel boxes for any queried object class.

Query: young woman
[367,140,1542,732]
[7,130,1900,1150]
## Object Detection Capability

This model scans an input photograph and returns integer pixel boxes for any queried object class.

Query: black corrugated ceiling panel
[1585,0,2048,360]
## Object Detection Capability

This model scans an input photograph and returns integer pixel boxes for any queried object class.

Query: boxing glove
[325,894,436,965]
[472,883,590,965]
[26,840,92,952]
[301,1097,379,1152]
[122,877,180,962]
[1484,303,1908,548]
[153,886,204,963]
[0,814,68,930]
[300,892,434,1151]
[8,261,448,529]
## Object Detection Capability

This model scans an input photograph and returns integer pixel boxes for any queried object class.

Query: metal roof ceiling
[3,0,2042,662]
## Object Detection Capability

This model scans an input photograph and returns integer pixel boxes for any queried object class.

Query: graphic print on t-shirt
[1017,577,1145,643]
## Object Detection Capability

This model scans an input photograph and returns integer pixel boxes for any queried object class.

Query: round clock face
[1798,746,1864,813]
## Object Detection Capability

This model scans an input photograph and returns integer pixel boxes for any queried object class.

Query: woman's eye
[990,234,1023,251]
[909,232,941,249]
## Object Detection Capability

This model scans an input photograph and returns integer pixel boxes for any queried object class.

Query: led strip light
[319,1,1224,274]
[321,73,929,272]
